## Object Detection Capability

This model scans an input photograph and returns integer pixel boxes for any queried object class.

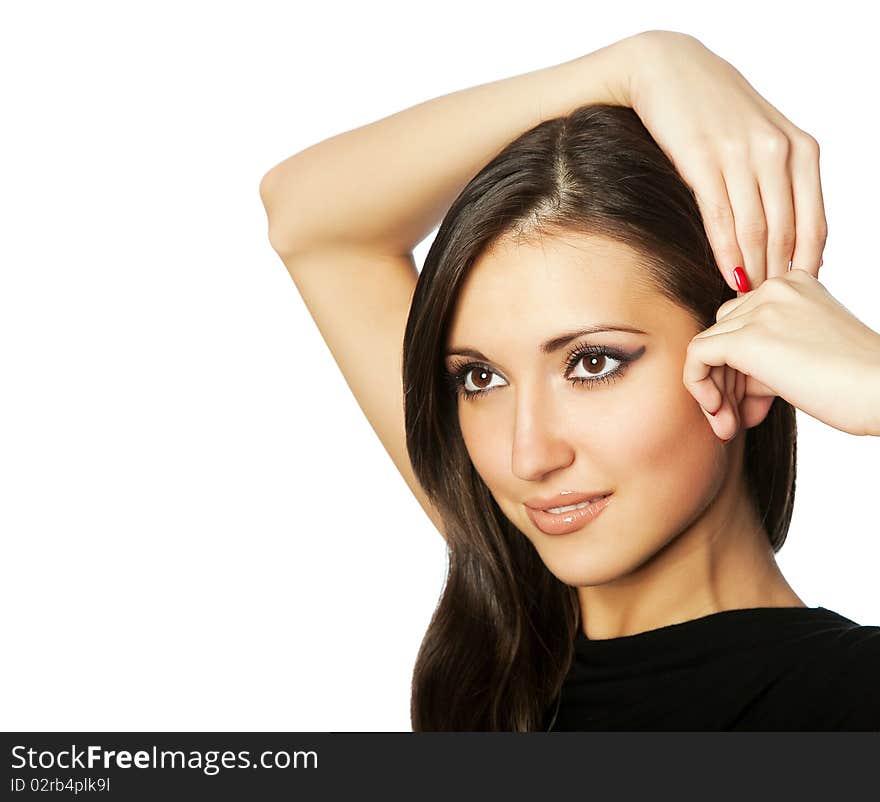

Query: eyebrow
[444,325,649,360]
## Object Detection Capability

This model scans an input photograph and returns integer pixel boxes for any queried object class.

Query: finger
[741,394,776,430]
[708,365,738,443]
[733,369,746,432]
[755,137,797,280]
[684,338,725,416]
[723,168,767,290]
[699,397,724,436]
[684,322,750,389]
[715,364,729,415]
[711,364,732,439]
[715,293,753,323]
[731,369,746,438]
[697,311,754,339]
[710,365,733,442]
[725,365,740,438]
[686,160,743,292]
[685,338,741,443]
[700,328,775,411]
[696,311,777,399]
[788,131,828,277]
[695,364,728,438]
[744,375,776,398]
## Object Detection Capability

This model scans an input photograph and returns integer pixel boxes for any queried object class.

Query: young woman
[259,31,880,731]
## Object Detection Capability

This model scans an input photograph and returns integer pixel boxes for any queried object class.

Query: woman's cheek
[608,374,723,521]
[458,408,510,487]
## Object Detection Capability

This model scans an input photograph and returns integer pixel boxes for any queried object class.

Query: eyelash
[444,343,634,402]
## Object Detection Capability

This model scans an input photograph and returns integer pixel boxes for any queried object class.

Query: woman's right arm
[257,33,645,540]
[259,34,641,257]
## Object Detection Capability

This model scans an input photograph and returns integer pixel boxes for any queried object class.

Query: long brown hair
[402,104,797,731]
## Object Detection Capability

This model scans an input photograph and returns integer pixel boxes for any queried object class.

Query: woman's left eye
[569,351,623,383]
[445,345,633,401]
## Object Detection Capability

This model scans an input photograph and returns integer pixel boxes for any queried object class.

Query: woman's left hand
[683,269,880,438]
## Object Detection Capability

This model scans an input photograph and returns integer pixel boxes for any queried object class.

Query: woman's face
[444,231,731,587]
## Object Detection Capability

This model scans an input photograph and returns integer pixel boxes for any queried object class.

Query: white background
[1,1,877,731]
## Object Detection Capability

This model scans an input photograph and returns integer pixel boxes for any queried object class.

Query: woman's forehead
[448,234,660,342]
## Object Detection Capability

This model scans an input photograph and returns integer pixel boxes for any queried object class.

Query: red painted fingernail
[733,266,751,293]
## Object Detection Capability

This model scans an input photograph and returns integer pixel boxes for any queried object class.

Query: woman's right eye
[461,366,507,394]
[444,363,508,400]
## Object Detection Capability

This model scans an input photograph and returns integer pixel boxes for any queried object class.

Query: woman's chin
[541,550,637,589]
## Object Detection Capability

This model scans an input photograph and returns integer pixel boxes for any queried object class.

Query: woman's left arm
[683,269,880,438]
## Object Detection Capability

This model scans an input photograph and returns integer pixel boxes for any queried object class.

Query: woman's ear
[740,394,776,431]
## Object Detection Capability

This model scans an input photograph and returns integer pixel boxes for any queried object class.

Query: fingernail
[819,257,824,267]
[733,266,751,293]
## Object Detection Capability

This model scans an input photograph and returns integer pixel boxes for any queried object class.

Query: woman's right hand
[624,30,828,293]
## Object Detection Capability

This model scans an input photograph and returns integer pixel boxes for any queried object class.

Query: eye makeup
[443,342,647,402]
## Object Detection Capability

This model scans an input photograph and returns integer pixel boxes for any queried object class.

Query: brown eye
[569,351,622,382]
[583,354,607,375]
[469,368,494,390]
[457,365,506,395]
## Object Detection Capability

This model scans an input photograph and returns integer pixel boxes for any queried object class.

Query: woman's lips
[525,493,613,535]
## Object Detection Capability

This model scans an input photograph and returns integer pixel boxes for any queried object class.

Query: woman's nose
[510,390,575,482]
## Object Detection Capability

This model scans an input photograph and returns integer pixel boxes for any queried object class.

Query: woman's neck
[576,438,805,640]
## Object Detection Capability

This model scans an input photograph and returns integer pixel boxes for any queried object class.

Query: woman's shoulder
[790,607,880,730]
[806,606,880,654]
[793,607,880,670]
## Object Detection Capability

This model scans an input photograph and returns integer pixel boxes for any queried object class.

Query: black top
[547,606,880,731]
